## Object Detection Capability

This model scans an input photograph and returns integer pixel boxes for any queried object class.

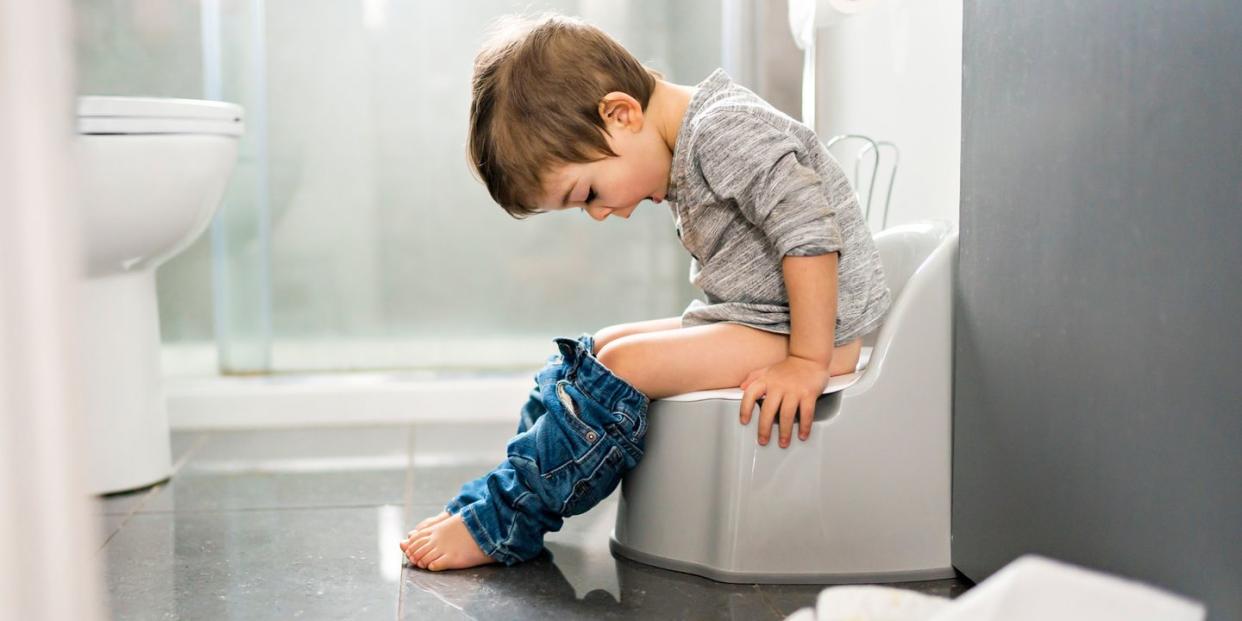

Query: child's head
[467,14,673,221]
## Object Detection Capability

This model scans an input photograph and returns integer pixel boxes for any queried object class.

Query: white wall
[813,0,962,229]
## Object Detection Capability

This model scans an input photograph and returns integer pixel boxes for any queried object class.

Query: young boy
[399,13,891,571]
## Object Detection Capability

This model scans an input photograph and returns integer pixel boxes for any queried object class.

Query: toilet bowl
[611,219,958,584]
[75,96,243,495]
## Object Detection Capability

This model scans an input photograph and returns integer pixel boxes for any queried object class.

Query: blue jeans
[443,332,650,565]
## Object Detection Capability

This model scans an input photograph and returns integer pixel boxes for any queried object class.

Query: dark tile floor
[95,423,974,620]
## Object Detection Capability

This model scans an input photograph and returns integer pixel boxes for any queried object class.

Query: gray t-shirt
[667,68,891,347]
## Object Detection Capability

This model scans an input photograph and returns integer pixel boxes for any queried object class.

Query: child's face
[536,93,671,221]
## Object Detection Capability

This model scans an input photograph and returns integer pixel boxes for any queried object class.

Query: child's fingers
[778,397,798,448]
[739,382,764,425]
[799,396,816,440]
[757,391,781,445]
[740,368,762,390]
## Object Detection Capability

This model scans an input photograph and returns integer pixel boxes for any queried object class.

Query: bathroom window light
[74,0,764,374]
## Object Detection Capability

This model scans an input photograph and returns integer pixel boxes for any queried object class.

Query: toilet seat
[77,96,243,136]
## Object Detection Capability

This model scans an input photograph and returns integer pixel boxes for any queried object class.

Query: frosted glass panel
[73,0,722,373]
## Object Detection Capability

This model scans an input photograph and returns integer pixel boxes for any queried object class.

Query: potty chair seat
[610,219,959,584]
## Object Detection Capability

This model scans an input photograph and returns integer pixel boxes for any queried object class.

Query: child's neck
[649,79,696,153]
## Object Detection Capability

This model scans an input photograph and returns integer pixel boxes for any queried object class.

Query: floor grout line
[171,433,212,474]
[396,423,417,620]
[756,583,792,620]
[96,432,211,552]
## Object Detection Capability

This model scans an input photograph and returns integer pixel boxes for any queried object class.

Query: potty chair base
[610,220,958,585]
[609,537,956,585]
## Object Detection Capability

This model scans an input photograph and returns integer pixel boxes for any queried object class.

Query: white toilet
[611,220,958,584]
[75,96,243,495]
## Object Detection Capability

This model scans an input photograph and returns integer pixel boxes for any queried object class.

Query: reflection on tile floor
[96,423,973,620]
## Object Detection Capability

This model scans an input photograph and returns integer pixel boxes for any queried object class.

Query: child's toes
[405,539,425,563]
[407,529,431,546]
[425,552,450,571]
[400,532,424,554]
[414,510,451,532]
[409,539,437,567]
[407,539,432,563]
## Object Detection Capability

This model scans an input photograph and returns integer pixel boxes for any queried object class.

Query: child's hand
[739,355,832,447]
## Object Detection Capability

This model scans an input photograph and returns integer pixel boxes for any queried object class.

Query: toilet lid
[77,96,244,136]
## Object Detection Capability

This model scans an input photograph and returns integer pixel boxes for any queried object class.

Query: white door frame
[0,0,106,619]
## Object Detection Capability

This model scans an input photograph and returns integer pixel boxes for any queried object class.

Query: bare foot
[410,510,452,535]
[399,510,453,554]
[401,513,496,571]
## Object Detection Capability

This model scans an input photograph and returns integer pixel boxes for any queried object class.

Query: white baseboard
[166,372,536,429]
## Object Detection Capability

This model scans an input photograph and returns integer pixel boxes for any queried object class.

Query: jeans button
[585,431,598,442]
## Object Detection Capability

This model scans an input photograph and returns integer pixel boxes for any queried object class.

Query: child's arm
[738,252,837,448]
[783,252,838,368]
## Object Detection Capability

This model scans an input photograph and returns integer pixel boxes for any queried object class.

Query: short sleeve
[693,109,845,258]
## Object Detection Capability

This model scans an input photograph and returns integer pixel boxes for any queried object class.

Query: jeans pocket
[554,380,604,444]
[561,444,626,517]
[613,404,647,444]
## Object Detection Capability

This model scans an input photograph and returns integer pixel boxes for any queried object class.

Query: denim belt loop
[577,332,596,356]
[556,334,592,382]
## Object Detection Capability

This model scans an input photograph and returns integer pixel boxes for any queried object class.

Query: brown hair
[467,13,662,219]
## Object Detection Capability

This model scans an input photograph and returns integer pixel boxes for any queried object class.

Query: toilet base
[609,536,956,585]
[97,473,173,498]
[80,270,173,496]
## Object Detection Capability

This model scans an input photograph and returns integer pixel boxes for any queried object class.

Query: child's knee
[590,324,628,354]
[595,339,647,395]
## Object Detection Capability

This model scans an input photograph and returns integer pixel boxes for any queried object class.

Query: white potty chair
[611,219,958,584]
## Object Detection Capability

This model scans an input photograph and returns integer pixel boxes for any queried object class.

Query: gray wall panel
[955,2,1242,618]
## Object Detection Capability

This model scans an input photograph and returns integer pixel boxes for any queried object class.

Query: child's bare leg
[595,322,862,401]
[590,315,684,354]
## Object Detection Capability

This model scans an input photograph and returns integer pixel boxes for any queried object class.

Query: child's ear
[598,92,643,132]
